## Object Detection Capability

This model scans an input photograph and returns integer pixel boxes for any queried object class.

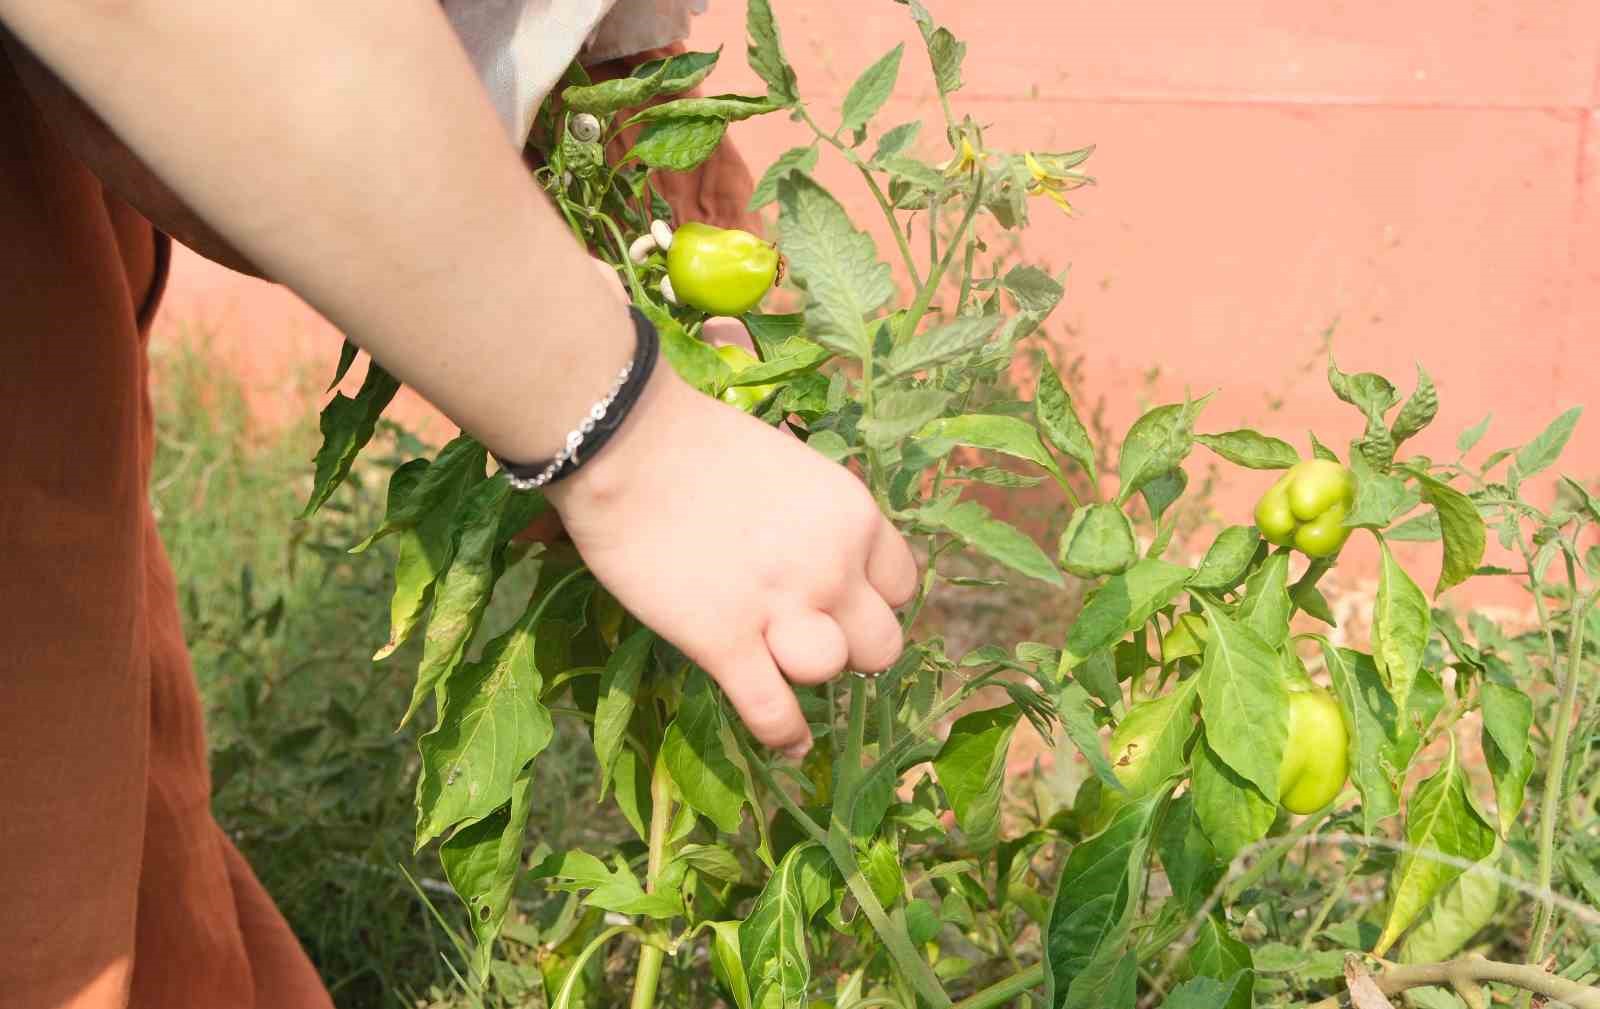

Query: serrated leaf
[1373,741,1495,956]
[1036,356,1097,483]
[627,116,728,171]
[862,387,950,449]
[1391,364,1439,446]
[303,360,401,517]
[1061,559,1192,668]
[1116,400,1204,506]
[934,705,1021,851]
[777,175,894,359]
[1195,429,1299,469]
[1194,598,1289,799]
[1458,415,1491,454]
[662,668,749,833]
[884,315,1001,376]
[1412,472,1486,595]
[748,145,819,210]
[914,492,1063,586]
[840,45,903,135]
[1372,537,1430,716]
[873,121,923,162]
[594,628,652,795]
[1514,406,1582,480]
[745,0,799,104]
[1189,525,1262,592]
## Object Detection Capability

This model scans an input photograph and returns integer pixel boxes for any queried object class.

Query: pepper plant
[302,2,1600,1007]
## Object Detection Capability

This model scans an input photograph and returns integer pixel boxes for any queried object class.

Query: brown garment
[0,35,754,1009]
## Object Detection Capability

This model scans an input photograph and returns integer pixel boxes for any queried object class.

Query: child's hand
[547,367,916,759]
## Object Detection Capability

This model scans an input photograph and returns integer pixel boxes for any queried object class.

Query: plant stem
[898,176,985,348]
[1299,846,1363,950]
[1528,589,1595,966]
[1305,956,1600,1009]
[950,964,1044,1009]
[795,106,924,288]
[628,757,676,1009]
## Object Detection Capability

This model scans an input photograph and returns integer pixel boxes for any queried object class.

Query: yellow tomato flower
[939,134,986,177]
[1024,151,1091,214]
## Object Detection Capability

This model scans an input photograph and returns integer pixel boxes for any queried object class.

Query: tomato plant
[302,4,1600,1008]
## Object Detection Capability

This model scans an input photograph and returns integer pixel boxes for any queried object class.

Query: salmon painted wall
[156,0,1600,603]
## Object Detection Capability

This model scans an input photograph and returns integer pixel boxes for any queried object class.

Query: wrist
[544,361,694,516]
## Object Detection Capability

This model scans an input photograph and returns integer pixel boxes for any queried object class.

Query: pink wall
[157,0,1600,601]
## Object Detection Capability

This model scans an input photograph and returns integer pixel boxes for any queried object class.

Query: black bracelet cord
[495,304,660,489]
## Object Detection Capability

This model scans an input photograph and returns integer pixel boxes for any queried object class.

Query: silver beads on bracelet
[505,358,635,491]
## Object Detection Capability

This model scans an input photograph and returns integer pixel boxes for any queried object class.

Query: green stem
[1528,589,1596,965]
[823,830,952,1008]
[629,757,676,1009]
[553,925,650,1009]
[1299,847,1363,950]
[950,964,1044,1009]
[796,105,924,289]
[898,175,984,348]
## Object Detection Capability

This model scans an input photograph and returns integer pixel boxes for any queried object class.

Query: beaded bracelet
[495,305,660,490]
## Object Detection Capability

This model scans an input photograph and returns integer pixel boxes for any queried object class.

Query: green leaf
[1043,793,1163,1009]
[416,602,555,846]
[745,0,799,104]
[401,477,517,726]
[741,311,807,354]
[303,360,400,517]
[739,841,835,1009]
[1140,469,1188,525]
[727,339,831,387]
[1310,430,1341,462]
[1322,644,1401,834]
[914,492,1063,586]
[1116,400,1205,506]
[594,628,652,795]
[1103,679,1198,803]
[1058,504,1138,578]
[1164,974,1252,1009]
[918,413,1062,475]
[1191,736,1276,860]
[1327,357,1400,418]
[1194,598,1289,800]
[1480,681,1533,835]
[840,45,903,135]
[1035,356,1097,483]
[1514,406,1582,480]
[625,94,781,126]
[1413,472,1486,595]
[1061,559,1192,668]
[1344,470,1414,530]
[862,388,951,449]
[884,315,1001,377]
[708,921,754,1009]
[872,121,923,162]
[1195,429,1299,470]
[673,843,746,884]
[630,47,722,94]
[1189,526,1262,592]
[1391,364,1439,446]
[1056,681,1124,793]
[1373,741,1496,956]
[748,145,819,211]
[1185,917,1254,1009]
[351,435,487,553]
[1156,794,1225,914]
[1372,537,1431,716]
[933,705,1022,851]
[627,116,728,171]
[777,174,894,359]
[374,459,473,660]
[530,850,683,919]
[902,1,967,96]
[959,466,1043,488]
[440,768,535,978]
[1458,415,1491,454]
[861,837,905,907]
[1388,511,1442,542]
[328,339,360,391]
[662,669,750,833]
[1235,552,1293,647]
[1399,843,1502,964]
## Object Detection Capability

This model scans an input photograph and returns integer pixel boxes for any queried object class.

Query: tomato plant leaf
[1194,598,1289,800]
[1412,472,1486,595]
[913,492,1062,586]
[873,120,923,162]
[626,116,728,171]
[1372,537,1431,717]
[1399,843,1502,964]
[884,315,1001,377]
[748,145,819,211]
[303,359,400,517]
[1058,503,1137,578]
[745,0,799,104]
[902,0,967,95]
[739,841,835,1009]
[1514,406,1582,480]
[1061,558,1192,668]
[1035,355,1097,483]
[593,628,653,796]
[933,705,1021,851]
[727,338,831,386]
[777,176,894,361]
[439,767,535,979]
[863,388,951,449]
[1322,643,1401,834]
[1189,525,1262,592]
[1043,792,1163,1009]
[1116,399,1205,506]
[1195,429,1299,470]
[1480,681,1534,835]
[1373,740,1496,956]
[840,44,903,136]
[662,668,750,833]
[1192,737,1276,861]
[416,601,555,847]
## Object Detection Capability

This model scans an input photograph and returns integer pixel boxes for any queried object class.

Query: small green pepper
[1253,459,1356,558]
[715,344,778,412]
[666,222,779,317]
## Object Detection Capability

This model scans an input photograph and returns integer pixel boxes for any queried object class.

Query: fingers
[831,584,904,675]
[867,515,918,608]
[709,642,812,759]
[766,609,849,686]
